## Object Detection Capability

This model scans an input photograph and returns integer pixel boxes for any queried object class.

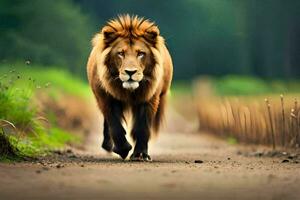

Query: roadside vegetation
[212,76,300,96]
[0,63,88,161]
[195,76,300,150]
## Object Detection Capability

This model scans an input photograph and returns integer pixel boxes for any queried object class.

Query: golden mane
[102,14,159,39]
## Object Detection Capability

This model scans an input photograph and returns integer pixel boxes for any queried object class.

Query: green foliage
[0,65,82,161]
[2,0,300,80]
[0,63,91,98]
[0,0,93,76]
[75,0,300,80]
[1,127,79,160]
[212,75,300,96]
[215,76,270,95]
[0,130,18,160]
[14,127,79,156]
[0,70,36,130]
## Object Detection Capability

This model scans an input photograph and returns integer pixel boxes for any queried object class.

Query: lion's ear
[102,26,118,44]
[144,26,160,44]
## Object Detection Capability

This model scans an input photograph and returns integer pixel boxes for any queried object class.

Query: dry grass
[197,94,300,149]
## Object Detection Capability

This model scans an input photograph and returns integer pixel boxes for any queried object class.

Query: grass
[1,127,79,161]
[0,63,83,161]
[199,75,300,96]
[0,75,35,130]
[195,75,300,149]
[197,94,300,149]
[0,62,91,98]
[0,130,18,160]
[214,76,271,95]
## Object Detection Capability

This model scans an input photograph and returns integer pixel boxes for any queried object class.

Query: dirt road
[1,129,300,200]
[1,104,300,200]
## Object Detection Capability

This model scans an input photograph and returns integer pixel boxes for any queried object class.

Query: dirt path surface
[1,107,300,200]
[1,132,300,200]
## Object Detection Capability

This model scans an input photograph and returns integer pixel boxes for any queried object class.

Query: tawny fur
[87,14,173,136]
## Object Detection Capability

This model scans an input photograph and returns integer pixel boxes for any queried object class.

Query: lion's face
[107,38,155,91]
[92,15,164,97]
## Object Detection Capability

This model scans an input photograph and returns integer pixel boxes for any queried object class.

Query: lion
[87,14,173,161]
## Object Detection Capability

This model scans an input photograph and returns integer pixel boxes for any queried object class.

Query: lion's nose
[125,69,137,77]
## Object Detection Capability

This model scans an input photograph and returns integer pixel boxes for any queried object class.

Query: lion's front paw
[130,152,152,162]
[113,142,132,159]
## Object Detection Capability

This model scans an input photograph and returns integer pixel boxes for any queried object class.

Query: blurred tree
[0,0,92,75]
[1,0,299,80]
[75,0,247,79]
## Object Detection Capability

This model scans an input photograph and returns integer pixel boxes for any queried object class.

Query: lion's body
[87,15,173,161]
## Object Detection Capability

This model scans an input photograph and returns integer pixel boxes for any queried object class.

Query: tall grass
[197,95,300,149]
[0,70,36,131]
[0,64,80,160]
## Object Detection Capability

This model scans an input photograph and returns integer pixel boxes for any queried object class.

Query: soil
[0,101,300,200]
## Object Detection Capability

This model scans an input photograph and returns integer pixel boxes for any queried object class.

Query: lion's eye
[137,51,146,58]
[117,51,125,58]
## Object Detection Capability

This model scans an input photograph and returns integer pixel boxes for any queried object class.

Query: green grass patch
[210,75,300,96]
[0,69,37,133]
[0,63,83,161]
[0,62,91,98]
[0,127,80,161]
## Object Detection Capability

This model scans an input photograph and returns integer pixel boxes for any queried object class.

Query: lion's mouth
[122,80,139,90]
